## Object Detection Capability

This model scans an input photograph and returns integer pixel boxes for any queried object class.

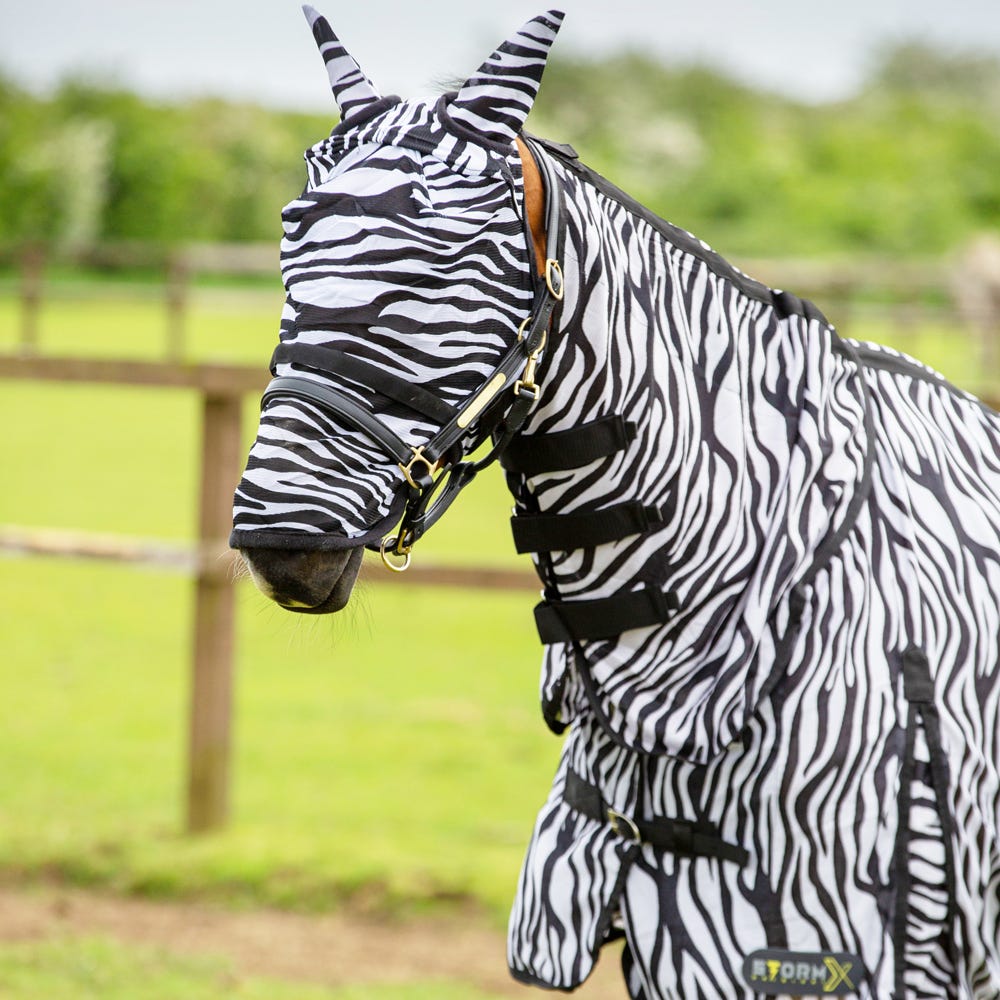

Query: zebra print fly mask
[230,9,566,559]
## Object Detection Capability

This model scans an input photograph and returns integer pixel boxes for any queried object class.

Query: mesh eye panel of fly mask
[229,7,565,554]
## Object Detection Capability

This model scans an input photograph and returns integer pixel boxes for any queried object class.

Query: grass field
[0,935,510,1000]
[1,556,552,912]
[0,278,992,995]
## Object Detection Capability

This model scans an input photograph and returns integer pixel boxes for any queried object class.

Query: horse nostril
[267,576,329,609]
[238,546,364,613]
[242,552,333,606]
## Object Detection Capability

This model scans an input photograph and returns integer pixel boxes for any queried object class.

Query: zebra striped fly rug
[230,8,1000,998]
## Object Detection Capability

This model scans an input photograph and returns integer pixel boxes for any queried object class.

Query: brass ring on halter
[380,535,411,572]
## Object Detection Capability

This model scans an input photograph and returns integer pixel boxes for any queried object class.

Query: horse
[230,8,1000,997]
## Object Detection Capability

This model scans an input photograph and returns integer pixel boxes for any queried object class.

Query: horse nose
[238,546,364,613]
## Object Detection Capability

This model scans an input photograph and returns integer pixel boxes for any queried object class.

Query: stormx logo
[742,950,865,995]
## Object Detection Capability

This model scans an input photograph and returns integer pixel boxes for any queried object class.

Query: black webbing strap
[564,769,748,865]
[502,415,636,477]
[534,587,678,643]
[511,499,668,554]
[270,342,457,425]
[892,646,958,998]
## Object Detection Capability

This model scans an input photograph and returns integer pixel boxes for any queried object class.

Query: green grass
[0,556,554,919]
[0,936,508,1000]
[0,278,991,931]
[0,281,547,922]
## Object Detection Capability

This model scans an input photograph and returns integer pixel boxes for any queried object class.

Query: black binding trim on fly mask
[228,488,408,553]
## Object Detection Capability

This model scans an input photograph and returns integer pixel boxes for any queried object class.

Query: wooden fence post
[19,243,45,354]
[186,390,243,833]
[954,235,1000,380]
[165,251,189,362]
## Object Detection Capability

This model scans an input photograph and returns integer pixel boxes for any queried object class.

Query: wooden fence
[0,354,538,835]
[3,241,277,360]
[0,356,260,834]
[4,238,1000,364]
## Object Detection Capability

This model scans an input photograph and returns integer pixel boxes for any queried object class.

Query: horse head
[231,8,564,612]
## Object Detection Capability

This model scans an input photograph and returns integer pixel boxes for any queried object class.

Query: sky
[2,0,999,111]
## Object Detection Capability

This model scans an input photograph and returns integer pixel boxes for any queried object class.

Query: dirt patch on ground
[0,885,628,997]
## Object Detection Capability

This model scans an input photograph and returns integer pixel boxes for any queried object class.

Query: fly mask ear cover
[229,10,565,557]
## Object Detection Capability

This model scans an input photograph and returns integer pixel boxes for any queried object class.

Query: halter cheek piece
[259,137,566,571]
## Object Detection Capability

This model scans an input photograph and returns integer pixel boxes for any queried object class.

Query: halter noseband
[259,136,566,570]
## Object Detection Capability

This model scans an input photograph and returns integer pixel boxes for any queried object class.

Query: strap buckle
[514,327,547,401]
[606,807,642,844]
[398,445,438,491]
[513,379,541,402]
[545,258,564,301]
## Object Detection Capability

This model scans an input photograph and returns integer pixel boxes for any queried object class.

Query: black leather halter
[259,136,566,570]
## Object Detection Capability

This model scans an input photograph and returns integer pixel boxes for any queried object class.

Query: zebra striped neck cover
[230,8,564,550]
[513,145,873,764]
[507,141,1000,997]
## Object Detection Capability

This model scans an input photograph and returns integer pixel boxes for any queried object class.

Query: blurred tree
[0,41,996,258]
[0,75,61,243]
[872,42,1000,111]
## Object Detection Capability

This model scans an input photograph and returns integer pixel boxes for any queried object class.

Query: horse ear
[302,5,382,121]
[448,10,564,147]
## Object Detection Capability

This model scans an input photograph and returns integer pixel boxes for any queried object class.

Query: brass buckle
[545,259,564,301]
[513,379,540,401]
[398,446,437,490]
[514,327,547,401]
[606,807,642,843]
[379,535,411,572]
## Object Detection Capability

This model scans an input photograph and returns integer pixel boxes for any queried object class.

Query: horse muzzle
[238,545,365,614]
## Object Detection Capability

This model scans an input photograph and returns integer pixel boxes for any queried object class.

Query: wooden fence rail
[1,241,277,360]
[5,238,1000,362]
